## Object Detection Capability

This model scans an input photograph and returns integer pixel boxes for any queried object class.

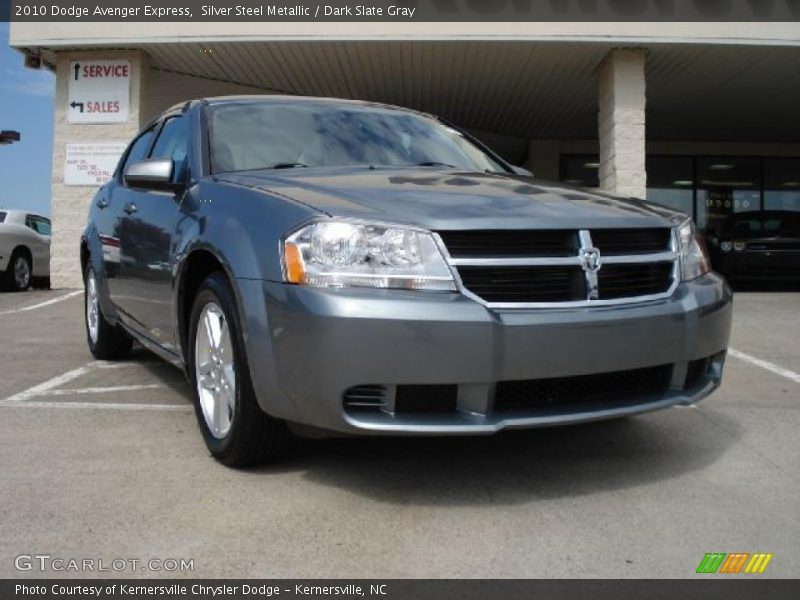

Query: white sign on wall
[64,142,127,186]
[67,59,131,124]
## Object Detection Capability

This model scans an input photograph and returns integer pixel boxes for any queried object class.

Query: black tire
[84,263,133,360]
[4,250,32,292]
[188,272,289,467]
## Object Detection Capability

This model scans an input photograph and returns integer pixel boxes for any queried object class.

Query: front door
[104,125,157,306]
[117,115,190,351]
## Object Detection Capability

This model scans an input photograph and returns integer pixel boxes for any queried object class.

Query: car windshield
[208,101,506,174]
[724,214,800,238]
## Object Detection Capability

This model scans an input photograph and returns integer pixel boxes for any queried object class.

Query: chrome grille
[437,228,678,307]
[438,229,577,258]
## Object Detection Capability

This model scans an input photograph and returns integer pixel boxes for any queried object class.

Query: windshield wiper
[269,162,309,169]
[416,161,458,168]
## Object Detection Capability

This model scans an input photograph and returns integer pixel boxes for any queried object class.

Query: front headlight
[677,219,711,281]
[283,220,457,291]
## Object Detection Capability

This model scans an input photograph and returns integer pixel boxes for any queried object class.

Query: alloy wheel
[86,271,99,344]
[195,302,237,439]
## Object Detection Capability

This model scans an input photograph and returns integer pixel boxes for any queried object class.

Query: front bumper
[237,272,732,435]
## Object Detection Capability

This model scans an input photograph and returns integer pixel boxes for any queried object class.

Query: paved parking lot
[0,288,798,579]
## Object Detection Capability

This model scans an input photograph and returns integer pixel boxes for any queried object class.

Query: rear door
[117,114,190,349]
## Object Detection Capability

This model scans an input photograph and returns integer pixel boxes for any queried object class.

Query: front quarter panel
[174,179,320,282]
[172,179,320,410]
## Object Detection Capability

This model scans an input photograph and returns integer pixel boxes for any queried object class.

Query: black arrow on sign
[70,101,84,113]
[73,63,80,81]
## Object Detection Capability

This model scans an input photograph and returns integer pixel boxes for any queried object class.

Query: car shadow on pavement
[246,410,742,505]
[127,346,191,392]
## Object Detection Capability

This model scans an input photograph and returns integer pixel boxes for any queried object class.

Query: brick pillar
[50,50,149,288]
[598,48,646,198]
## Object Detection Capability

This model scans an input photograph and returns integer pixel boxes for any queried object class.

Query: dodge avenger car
[81,96,732,466]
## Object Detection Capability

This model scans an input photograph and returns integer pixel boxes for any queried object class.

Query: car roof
[164,94,432,119]
[0,209,48,220]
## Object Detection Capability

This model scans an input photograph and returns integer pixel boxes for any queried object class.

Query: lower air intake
[494,365,672,412]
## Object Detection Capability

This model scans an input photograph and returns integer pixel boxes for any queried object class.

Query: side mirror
[124,158,181,191]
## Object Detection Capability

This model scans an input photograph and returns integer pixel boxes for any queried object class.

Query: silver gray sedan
[82,96,732,467]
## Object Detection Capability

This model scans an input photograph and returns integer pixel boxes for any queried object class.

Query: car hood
[218,166,683,230]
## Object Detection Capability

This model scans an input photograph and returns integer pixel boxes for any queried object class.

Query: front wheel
[84,264,132,359]
[188,272,289,467]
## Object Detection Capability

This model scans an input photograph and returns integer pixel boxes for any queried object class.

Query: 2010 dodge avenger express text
[81,96,732,467]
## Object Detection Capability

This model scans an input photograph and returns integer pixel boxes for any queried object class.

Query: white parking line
[44,384,168,396]
[0,290,82,316]
[0,401,190,411]
[729,348,800,385]
[1,364,93,402]
[0,361,187,411]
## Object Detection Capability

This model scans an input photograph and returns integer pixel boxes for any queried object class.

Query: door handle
[124,202,138,215]
[96,198,109,209]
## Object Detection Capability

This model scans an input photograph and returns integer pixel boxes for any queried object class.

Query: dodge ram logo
[579,247,602,273]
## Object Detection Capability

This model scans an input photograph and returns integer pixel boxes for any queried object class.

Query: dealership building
[8,20,800,288]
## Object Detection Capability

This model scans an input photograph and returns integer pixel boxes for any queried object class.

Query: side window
[120,127,156,177]
[34,218,51,236]
[150,116,189,182]
[25,215,38,232]
[0,212,6,223]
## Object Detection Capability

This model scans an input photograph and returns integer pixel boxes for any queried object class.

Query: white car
[0,209,51,291]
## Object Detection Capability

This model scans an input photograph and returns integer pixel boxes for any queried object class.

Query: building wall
[49,49,149,288]
[527,139,800,177]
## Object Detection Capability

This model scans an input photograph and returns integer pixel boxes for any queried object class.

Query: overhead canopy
[132,41,800,143]
[13,30,800,142]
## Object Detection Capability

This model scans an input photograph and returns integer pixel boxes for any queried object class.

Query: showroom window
[696,157,761,232]
[559,154,800,230]
[646,156,695,218]
[764,157,800,212]
[559,155,599,188]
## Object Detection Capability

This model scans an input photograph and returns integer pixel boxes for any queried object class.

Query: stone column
[50,49,149,288]
[598,48,646,198]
